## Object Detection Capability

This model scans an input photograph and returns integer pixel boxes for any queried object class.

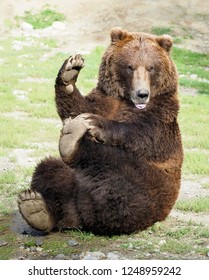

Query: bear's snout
[136,89,150,102]
[131,88,150,110]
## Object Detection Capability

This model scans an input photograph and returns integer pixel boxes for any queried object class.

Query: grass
[17,7,65,29]
[176,197,209,213]
[77,46,104,93]
[202,182,209,189]
[173,47,209,177]
[151,26,174,36]
[172,47,209,94]
[0,216,208,260]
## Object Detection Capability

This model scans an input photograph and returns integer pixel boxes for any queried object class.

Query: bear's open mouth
[135,104,146,110]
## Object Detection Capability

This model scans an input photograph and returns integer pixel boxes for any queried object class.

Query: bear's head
[98,27,178,110]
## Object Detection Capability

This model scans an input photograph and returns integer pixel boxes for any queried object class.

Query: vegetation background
[0,0,209,260]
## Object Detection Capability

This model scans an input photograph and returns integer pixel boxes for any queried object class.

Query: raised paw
[61,54,85,93]
[59,115,88,159]
[17,190,54,232]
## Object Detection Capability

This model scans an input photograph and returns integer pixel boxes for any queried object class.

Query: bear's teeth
[135,104,146,110]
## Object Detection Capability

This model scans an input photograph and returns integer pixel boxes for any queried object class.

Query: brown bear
[18,27,183,235]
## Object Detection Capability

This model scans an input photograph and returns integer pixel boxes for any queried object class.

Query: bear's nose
[136,89,149,100]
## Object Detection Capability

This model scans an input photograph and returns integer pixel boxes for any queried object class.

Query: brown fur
[26,28,183,235]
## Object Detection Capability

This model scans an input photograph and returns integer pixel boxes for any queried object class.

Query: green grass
[77,46,104,93]
[166,226,209,239]
[19,8,65,29]
[176,197,209,213]
[0,166,35,214]
[151,26,174,36]
[173,47,209,176]
[0,116,59,149]
[182,150,209,175]
[172,47,209,94]
[202,182,209,189]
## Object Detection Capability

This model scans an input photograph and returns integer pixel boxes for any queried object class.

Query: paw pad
[18,190,54,232]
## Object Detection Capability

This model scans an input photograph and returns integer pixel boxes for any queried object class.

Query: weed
[0,170,16,185]
[202,182,209,189]
[182,150,209,175]
[24,239,36,248]
[176,197,209,213]
[151,26,173,35]
[20,8,65,29]
[173,47,209,97]
[173,37,183,44]
[42,240,78,257]
[160,240,192,254]
[166,227,193,239]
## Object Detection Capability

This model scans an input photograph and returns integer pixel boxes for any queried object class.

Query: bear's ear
[156,35,173,52]
[110,27,129,43]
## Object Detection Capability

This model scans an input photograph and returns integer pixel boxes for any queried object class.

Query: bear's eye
[147,66,154,72]
[127,65,134,74]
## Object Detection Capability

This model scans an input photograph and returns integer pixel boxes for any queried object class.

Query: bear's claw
[65,54,85,72]
[17,190,54,232]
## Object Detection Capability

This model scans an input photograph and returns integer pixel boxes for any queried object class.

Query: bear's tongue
[135,104,146,110]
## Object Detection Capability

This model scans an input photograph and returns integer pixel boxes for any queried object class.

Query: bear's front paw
[79,113,110,144]
[59,115,88,159]
[60,54,85,93]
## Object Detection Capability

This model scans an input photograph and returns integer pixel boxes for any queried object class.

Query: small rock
[68,239,79,247]
[71,254,80,260]
[190,74,198,80]
[0,240,8,247]
[36,247,43,252]
[159,240,166,245]
[52,21,66,30]
[107,252,120,260]
[55,254,65,260]
[20,22,34,32]
[145,253,152,257]
[12,43,22,51]
[42,26,53,35]
[82,251,106,260]
[35,239,43,246]
[127,243,134,250]
[12,89,28,100]
[17,256,26,260]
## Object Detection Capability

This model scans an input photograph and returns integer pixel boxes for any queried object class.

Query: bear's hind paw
[17,190,54,232]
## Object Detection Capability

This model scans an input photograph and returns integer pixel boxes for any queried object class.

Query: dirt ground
[1,0,209,53]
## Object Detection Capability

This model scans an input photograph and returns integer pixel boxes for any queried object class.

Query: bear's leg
[55,54,89,121]
[18,158,81,232]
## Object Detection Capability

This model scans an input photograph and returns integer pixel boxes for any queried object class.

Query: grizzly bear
[18,27,183,235]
